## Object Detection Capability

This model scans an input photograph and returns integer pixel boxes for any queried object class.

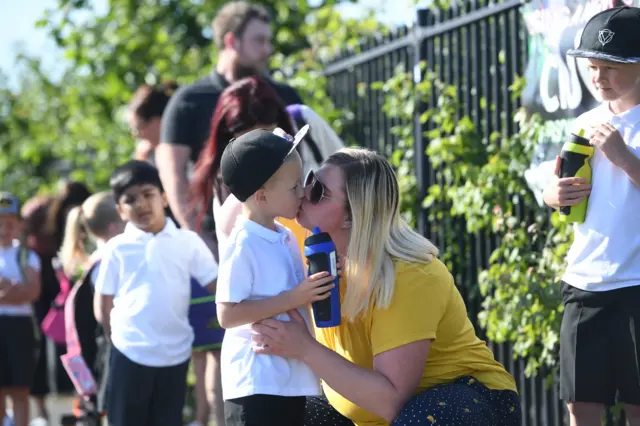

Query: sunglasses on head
[304,170,336,205]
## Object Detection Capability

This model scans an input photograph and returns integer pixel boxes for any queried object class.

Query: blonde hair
[59,192,121,277]
[326,148,439,321]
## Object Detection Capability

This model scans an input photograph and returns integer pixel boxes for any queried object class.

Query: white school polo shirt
[562,103,640,291]
[216,217,322,400]
[94,219,218,367]
[0,240,41,316]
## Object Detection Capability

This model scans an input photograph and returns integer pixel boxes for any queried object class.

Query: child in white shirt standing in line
[216,126,336,426]
[544,6,640,425]
[0,193,41,426]
[94,160,218,426]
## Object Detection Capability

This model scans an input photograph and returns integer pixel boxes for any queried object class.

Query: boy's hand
[590,123,632,169]
[543,156,592,210]
[288,271,335,309]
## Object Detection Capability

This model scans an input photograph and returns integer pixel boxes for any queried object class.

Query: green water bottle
[558,129,594,223]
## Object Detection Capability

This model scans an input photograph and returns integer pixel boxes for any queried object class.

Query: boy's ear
[161,192,169,208]
[115,204,127,222]
[253,188,267,204]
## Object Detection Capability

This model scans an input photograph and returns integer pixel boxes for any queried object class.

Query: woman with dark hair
[187,76,295,426]
[127,82,178,164]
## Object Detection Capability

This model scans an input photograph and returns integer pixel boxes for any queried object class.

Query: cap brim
[285,124,310,157]
[567,49,640,64]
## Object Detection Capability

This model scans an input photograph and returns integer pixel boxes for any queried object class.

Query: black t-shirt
[160,72,303,162]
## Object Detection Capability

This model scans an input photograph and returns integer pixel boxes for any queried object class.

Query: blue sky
[0,0,416,87]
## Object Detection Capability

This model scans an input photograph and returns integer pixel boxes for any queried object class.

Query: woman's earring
[342,220,352,229]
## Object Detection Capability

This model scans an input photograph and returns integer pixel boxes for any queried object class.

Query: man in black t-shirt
[157,1,302,233]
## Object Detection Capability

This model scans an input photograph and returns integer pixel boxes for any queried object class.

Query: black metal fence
[322,2,624,425]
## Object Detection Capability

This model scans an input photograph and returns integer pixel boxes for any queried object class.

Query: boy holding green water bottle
[543,6,640,426]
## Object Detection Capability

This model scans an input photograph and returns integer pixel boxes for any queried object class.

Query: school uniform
[0,241,41,389]
[559,102,640,405]
[217,218,322,426]
[94,219,218,426]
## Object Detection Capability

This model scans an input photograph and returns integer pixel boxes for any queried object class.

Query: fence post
[413,9,430,237]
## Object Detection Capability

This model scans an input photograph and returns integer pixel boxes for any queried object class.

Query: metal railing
[322,2,625,425]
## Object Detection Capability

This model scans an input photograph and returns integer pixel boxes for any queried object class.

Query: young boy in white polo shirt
[216,126,336,426]
[543,6,640,425]
[94,160,218,426]
[0,193,41,426]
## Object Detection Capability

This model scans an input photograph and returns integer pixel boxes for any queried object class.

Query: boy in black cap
[216,126,336,426]
[0,193,41,426]
[543,6,640,425]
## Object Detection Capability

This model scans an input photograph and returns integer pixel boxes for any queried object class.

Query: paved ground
[4,394,75,425]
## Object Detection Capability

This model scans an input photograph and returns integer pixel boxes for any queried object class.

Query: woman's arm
[304,338,431,422]
[253,310,431,423]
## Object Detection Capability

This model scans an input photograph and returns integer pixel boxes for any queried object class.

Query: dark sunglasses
[304,170,337,205]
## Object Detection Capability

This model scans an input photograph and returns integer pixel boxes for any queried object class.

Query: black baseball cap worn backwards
[221,125,310,202]
[568,6,640,64]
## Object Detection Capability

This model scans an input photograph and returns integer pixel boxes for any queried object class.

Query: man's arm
[156,142,195,229]
[0,267,41,305]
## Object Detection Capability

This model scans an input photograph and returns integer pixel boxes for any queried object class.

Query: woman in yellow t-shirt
[252,148,521,426]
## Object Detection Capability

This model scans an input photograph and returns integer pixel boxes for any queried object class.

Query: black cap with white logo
[568,6,640,64]
[221,125,309,202]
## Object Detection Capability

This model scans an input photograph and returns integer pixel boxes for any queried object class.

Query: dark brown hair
[211,1,270,49]
[129,81,178,122]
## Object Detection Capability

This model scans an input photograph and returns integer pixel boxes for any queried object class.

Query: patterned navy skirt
[305,376,521,426]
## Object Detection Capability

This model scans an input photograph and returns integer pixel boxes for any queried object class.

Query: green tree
[0,0,383,202]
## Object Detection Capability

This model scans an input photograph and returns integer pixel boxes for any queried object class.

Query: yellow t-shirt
[315,258,517,426]
[278,218,309,259]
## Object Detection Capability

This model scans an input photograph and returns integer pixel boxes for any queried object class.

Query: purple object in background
[189,278,225,350]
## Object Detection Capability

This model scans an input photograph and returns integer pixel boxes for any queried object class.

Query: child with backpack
[58,191,125,421]
[0,192,42,426]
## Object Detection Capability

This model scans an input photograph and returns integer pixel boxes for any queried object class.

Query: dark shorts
[107,345,189,426]
[225,394,306,426]
[0,315,39,388]
[560,282,640,405]
[305,376,521,426]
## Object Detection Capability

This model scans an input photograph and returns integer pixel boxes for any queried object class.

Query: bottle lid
[312,227,321,234]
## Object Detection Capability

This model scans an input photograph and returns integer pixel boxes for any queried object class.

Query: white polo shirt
[0,240,40,316]
[95,219,218,367]
[216,217,321,400]
[563,103,640,291]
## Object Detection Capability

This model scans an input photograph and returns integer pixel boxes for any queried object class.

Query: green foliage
[0,0,383,203]
[373,62,572,380]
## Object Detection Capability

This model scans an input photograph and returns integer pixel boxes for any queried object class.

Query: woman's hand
[252,309,317,360]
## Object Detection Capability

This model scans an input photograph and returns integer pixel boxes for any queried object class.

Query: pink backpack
[60,260,100,396]
[41,266,72,345]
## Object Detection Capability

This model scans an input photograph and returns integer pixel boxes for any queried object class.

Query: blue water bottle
[303,227,341,328]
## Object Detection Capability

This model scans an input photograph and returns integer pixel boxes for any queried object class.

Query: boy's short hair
[211,1,271,50]
[221,126,308,202]
[110,160,163,202]
[0,192,21,218]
